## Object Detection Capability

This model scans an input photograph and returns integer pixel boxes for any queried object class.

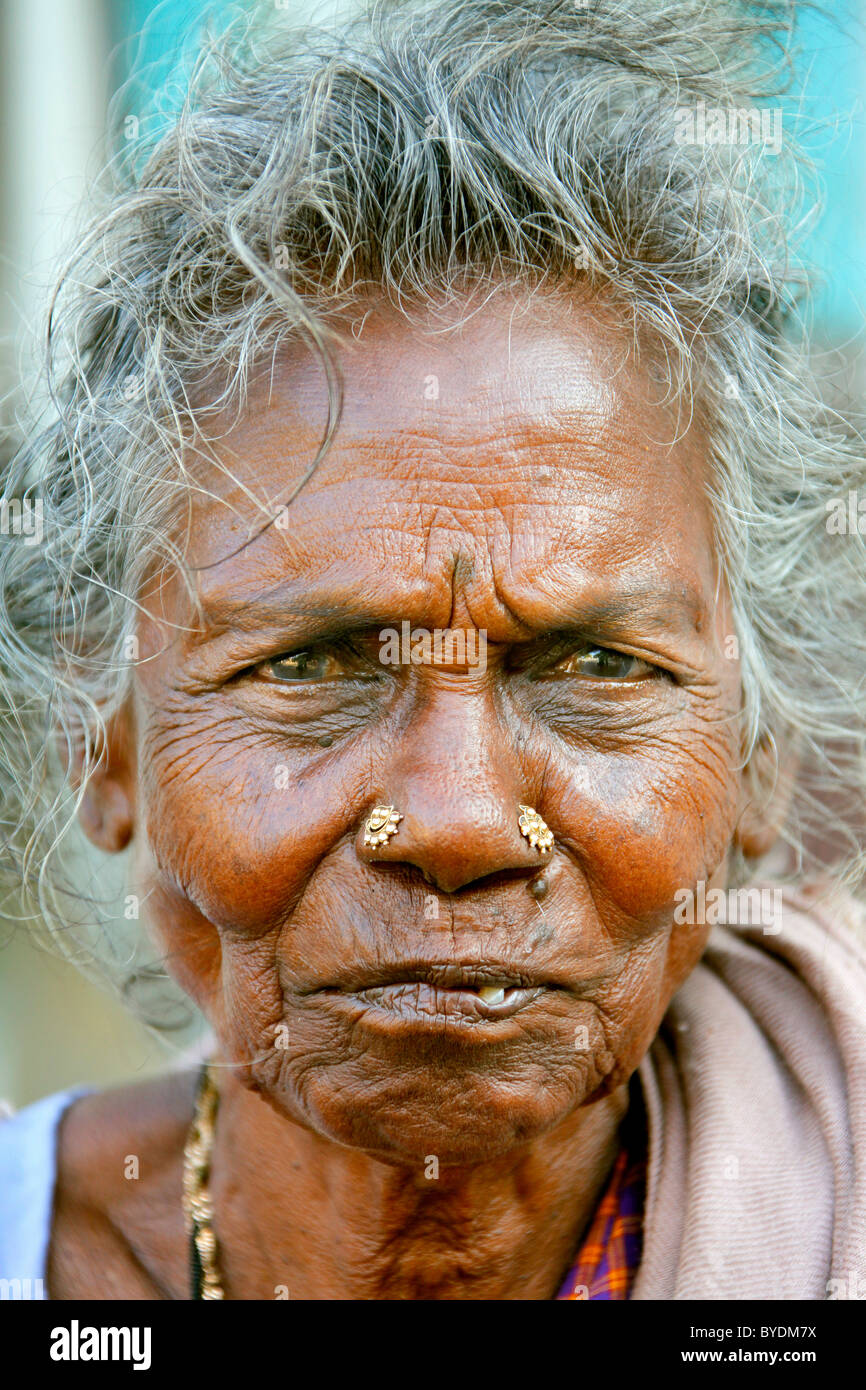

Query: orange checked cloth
[555,1097,646,1301]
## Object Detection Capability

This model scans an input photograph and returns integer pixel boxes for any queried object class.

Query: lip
[308,959,557,1028]
[308,959,554,994]
[346,980,546,1022]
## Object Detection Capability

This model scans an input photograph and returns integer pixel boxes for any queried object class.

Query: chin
[255,1044,614,1168]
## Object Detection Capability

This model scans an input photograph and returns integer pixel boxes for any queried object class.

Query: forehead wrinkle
[192,336,690,516]
[190,503,710,647]
[183,309,715,645]
[312,410,628,482]
[189,443,713,637]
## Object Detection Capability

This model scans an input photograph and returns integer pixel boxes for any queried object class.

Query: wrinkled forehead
[174,289,719,637]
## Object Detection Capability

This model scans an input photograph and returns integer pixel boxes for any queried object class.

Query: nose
[357,687,549,893]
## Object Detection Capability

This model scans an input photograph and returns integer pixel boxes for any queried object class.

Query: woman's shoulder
[1,1070,198,1299]
[53,1070,198,1207]
[51,1069,199,1300]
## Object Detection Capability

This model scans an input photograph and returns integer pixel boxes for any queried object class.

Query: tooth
[478,985,506,1005]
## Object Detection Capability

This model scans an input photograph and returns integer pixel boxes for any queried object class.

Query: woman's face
[100,290,756,1166]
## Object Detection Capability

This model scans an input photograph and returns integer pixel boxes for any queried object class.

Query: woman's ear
[734,730,798,861]
[72,712,137,854]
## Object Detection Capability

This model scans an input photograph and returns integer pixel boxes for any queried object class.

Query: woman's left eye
[550,646,656,681]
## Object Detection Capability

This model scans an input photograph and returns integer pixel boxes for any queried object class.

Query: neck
[208,1073,630,1300]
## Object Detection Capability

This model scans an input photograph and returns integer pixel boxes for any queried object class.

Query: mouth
[313,962,553,1025]
[351,980,544,1021]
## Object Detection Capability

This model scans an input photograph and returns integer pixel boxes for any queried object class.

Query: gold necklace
[182,1062,225,1299]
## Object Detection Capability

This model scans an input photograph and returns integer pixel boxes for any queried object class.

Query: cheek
[586,921,714,1095]
[523,722,737,1086]
[546,725,741,927]
[136,706,367,935]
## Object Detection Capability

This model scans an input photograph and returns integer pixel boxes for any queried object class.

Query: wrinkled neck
[207,1073,629,1300]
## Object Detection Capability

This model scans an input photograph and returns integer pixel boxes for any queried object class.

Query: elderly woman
[0,0,864,1302]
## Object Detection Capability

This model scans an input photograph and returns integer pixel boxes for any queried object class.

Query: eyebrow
[193,573,710,646]
[554,583,709,632]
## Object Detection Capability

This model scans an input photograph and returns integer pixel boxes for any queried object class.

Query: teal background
[785,1,865,339]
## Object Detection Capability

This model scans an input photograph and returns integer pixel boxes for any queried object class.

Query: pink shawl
[634,883,866,1299]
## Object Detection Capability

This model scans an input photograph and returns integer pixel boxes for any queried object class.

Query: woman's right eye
[252,641,382,685]
[265,650,337,682]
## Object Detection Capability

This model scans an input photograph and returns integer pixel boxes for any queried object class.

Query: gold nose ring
[364,804,403,847]
[518,804,554,853]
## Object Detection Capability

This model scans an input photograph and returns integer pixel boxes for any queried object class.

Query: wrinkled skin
[52,287,774,1300]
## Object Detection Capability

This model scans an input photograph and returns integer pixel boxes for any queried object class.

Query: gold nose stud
[364,804,403,847]
[518,804,554,853]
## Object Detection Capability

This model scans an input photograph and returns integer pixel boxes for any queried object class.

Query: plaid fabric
[555,1114,646,1301]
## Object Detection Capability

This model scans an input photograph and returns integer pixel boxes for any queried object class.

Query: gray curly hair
[1,0,864,1005]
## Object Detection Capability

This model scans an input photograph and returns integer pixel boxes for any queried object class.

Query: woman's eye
[551,646,656,681]
[268,651,333,682]
[261,648,356,683]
